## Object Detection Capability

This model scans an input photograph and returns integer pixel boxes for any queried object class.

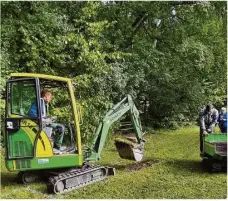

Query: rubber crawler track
[47,166,110,194]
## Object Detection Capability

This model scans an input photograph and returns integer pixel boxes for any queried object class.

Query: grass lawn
[1,126,227,199]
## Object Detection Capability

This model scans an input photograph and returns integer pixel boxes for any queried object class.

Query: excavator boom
[85,95,145,162]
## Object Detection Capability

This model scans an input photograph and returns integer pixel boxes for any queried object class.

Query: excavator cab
[5,74,83,173]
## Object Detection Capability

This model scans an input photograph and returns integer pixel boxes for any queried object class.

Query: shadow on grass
[1,173,50,189]
[165,158,227,174]
[1,172,18,187]
[164,158,205,174]
[103,157,226,174]
[103,158,161,171]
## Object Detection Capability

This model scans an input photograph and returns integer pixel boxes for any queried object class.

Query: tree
[1,1,226,140]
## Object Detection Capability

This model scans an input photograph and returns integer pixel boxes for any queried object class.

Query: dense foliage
[1,1,227,141]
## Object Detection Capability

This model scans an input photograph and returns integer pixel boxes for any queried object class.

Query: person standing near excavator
[218,107,227,133]
[199,104,219,156]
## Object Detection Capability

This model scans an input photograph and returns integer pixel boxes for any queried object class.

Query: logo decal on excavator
[38,135,46,151]
[20,119,53,157]
[21,119,46,150]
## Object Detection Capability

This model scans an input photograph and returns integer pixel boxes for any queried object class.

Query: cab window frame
[8,78,36,117]
[6,78,42,126]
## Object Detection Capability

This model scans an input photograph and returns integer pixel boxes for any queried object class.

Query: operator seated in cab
[28,90,65,151]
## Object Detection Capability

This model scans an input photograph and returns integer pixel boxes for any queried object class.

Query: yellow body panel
[9,115,53,157]
[13,160,16,170]
[36,131,54,157]
[9,114,23,118]
[20,119,54,157]
[20,119,37,143]
[67,80,82,165]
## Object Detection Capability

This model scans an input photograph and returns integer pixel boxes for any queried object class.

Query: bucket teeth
[114,138,144,162]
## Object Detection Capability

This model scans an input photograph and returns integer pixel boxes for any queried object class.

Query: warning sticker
[38,158,49,164]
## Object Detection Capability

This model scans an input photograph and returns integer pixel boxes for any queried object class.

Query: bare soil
[127,161,152,171]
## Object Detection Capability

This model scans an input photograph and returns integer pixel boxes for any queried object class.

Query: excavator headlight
[6,119,20,130]
[7,121,14,129]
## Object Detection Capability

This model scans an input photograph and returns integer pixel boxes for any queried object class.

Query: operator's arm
[42,118,52,125]
[40,98,53,125]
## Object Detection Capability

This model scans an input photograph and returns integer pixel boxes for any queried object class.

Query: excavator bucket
[114,138,144,162]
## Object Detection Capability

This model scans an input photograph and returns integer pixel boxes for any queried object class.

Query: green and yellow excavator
[4,73,145,194]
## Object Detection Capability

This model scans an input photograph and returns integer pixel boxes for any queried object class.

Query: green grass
[1,126,227,199]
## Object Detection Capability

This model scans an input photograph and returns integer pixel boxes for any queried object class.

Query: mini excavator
[4,73,145,194]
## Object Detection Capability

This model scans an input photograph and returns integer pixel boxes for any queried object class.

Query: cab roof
[10,73,71,82]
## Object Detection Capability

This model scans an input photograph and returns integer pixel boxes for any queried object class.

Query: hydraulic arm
[85,95,145,162]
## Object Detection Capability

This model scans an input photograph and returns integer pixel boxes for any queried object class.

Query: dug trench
[126,160,153,171]
[103,159,160,172]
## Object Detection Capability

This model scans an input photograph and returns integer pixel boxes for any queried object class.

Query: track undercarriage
[18,165,115,194]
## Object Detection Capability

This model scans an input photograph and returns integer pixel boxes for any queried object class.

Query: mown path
[1,126,227,199]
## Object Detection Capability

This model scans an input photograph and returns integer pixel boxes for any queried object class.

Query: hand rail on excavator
[85,95,145,162]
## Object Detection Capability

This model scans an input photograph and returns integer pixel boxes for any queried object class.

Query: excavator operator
[28,90,65,150]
